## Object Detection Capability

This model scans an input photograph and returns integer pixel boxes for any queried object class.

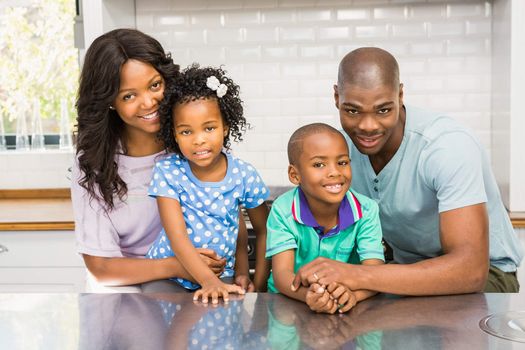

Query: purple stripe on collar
[294,187,356,236]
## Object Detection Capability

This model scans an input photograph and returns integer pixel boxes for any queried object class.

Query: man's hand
[292,257,355,291]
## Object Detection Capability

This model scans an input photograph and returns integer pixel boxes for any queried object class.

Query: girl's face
[173,98,229,174]
[113,59,164,140]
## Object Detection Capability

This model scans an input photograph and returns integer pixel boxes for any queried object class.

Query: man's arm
[293,203,489,295]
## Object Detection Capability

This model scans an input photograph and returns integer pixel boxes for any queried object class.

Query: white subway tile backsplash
[296,9,332,22]
[207,28,244,44]
[281,98,318,116]
[336,8,370,21]
[428,57,464,73]
[206,0,243,10]
[129,0,494,186]
[260,80,299,98]
[172,30,206,45]
[157,14,188,26]
[190,12,223,27]
[408,4,446,19]
[354,25,389,39]
[428,21,464,37]
[447,3,484,18]
[410,41,445,55]
[373,6,407,20]
[244,27,279,43]
[226,46,262,62]
[261,9,296,24]
[262,45,299,60]
[279,27,316,42]
[465,20,491,35]
[243,63,281,79]
[188,47,226,64]
[300,45,334,60]
[318,26,351,41]
[391,23,427,38]
[223,11,261,26]
[281,62,316,78]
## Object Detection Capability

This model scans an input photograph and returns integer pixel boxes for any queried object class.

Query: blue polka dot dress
[146,152,269,290]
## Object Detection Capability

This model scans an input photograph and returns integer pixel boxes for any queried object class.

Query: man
[292,47,523,294]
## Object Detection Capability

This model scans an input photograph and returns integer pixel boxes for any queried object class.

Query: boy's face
[288,131,352,209]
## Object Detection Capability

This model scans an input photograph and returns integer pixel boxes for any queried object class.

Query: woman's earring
[109,106,115,110]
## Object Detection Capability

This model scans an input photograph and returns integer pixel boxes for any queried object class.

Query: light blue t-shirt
[347,105,523,272]
[146,152,269,289]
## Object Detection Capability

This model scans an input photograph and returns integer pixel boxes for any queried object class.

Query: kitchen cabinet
[0,231,85,292]
[0,189,85,292]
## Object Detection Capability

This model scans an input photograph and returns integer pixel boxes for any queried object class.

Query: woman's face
[113,59,164,140]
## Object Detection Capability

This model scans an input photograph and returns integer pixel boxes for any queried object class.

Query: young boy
[266,123,385,313]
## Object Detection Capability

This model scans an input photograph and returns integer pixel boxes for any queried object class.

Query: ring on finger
[313,272,319,281]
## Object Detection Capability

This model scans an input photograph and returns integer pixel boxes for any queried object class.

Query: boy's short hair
[287,123,347,165]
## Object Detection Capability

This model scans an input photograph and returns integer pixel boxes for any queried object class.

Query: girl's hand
[193,280,245,305]
[234,274,255,292]
[305,283,338,314]
[326,282,357,313]
[196,249,226,276]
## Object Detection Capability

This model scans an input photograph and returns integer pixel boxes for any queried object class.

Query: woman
[73,29,229,290]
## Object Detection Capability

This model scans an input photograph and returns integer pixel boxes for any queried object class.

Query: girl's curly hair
[158,64,247,154]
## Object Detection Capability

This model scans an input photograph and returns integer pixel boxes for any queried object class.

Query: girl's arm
[246,203,271,292]
[158,196,244,302]
[234,212,254,292]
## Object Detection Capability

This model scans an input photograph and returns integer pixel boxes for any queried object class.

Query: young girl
[147,64,270,303]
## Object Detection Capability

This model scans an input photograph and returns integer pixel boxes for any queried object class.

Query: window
[0,0,79,149]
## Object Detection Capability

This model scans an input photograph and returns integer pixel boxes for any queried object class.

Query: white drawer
[0,231,83,267]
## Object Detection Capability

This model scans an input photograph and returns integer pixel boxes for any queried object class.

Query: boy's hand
[326,282,357,313]
[193,280,245,305]
[196,248,226,276]
[234,274,255,292]
[305,283,338,314]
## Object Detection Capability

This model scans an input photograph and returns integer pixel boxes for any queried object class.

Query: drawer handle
[0,244,8,254]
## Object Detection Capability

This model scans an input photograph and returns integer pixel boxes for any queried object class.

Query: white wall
[136,0,492,186]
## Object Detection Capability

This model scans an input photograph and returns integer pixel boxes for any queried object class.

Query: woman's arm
[83,249,226,286]
[246,203,270,291]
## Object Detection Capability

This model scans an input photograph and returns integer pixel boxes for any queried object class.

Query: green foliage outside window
[0,0,79,134]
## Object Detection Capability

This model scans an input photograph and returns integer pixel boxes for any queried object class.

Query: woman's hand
[193,280,245,305]
[196,249,226,276]
[234,274,255,292]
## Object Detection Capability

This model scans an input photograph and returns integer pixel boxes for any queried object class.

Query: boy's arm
[246,203,271,292]
[272,249,308,302]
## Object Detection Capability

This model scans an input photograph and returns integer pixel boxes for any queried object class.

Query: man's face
[334,82,404,157]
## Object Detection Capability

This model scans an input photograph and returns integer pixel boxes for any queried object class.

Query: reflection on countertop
[1,292,525,349]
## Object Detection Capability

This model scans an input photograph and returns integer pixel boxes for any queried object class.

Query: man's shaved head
[288,123,346,165]
[337,47,399,90]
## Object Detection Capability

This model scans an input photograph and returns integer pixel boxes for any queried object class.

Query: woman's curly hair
[75,28,179,210]
[158,64,247,155]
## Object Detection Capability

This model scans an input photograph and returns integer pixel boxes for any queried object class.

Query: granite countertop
[1,292,524,349]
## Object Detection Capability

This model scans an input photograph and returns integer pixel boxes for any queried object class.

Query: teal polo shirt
[266,187,385,293]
